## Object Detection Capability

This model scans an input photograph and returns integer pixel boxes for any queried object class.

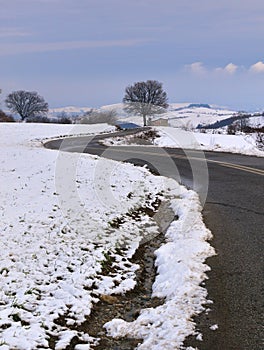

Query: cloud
[185,62,206,74]
[249,61,264,73]
[185,61,264,77]
[0,38,150,56]
[215,63,238,74]
[186,62,238,75]
[224,63,238,74]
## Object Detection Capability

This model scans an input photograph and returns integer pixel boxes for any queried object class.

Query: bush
[26,115,51,123]
[0,110,15,122]
[80,109,117,125]
[26,115,73,124]
[227,123,239,135]
[55,112,73,124]
[55,117,72,124]
[256,132,264,150]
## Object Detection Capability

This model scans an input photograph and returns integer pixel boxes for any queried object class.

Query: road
[45,131,264,350]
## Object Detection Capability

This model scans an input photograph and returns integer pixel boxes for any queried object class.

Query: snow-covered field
[0,123,215,349]
[103,127,264,157]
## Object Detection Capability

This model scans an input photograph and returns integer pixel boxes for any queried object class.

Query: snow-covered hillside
[49,103,264,130]
[49,103,237,127]
[164,104,236,129]
[248,115,264,127]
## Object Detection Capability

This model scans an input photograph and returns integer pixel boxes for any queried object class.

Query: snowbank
[154,127,264,157]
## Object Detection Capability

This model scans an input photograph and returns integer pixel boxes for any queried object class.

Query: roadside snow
[0,123,214,349]
[105,185,214,349]
[101,126,264,157]
[154,127,264,156]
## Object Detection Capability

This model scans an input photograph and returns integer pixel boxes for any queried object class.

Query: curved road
[45,131,264,350]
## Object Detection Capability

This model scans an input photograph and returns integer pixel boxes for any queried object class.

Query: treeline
[197,112,264,131]
[197,114,252,130]
[0,110,73,124]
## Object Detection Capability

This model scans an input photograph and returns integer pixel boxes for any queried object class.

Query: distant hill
[49,106,92,117]
[48,103,263,129]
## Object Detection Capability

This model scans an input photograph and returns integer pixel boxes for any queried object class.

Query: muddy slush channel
[50,201,177,350]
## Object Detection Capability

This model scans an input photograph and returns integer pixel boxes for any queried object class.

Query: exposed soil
[48,201,176,350]
[127,129,160,145]
[81,232,166,350]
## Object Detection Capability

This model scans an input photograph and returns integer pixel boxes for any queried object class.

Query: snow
[105,185,214,349]
[154,127,264,157]
[196,333,203,341]
[97,102,236,129]
[49,102,264,132]
[164,104,235,129]
[48,102,236,129]
[0,122,214,349]
[209,324,218,331]
[248,115,264,127]
[101,126,263,157]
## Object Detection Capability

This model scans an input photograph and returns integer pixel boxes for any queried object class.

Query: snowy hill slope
[165,104,236,129]
[248,115,264,127]
[49,103,263,129]
[98,103,237,128]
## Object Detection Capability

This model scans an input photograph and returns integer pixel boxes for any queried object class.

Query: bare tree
[5,90,49,121]
[123,80,168,126]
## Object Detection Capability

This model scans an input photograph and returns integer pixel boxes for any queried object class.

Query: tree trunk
[143,114,147,126]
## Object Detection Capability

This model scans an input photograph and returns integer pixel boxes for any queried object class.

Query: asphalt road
[45,131,264,350]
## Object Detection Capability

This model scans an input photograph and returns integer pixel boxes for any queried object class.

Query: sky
[1,0,264,111]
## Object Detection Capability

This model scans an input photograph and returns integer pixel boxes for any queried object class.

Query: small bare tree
[256,132,264,150]
[123,80,168,126]
[227,122,240,135]
[5,90,49,121]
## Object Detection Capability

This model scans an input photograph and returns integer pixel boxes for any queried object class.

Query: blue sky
[1,0,264,110]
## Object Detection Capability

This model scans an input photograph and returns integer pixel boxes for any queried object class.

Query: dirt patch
[102,129,160,147]
[128,129,160,145]
[81,232,166,350]
[49,201,176,349]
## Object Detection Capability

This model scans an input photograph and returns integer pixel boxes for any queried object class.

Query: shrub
[56,117,72,124]
[256,132,264,150]
[0,110,15,122]
[80,109,117,125]
[26,115,51,123]
[227,123,239,135]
